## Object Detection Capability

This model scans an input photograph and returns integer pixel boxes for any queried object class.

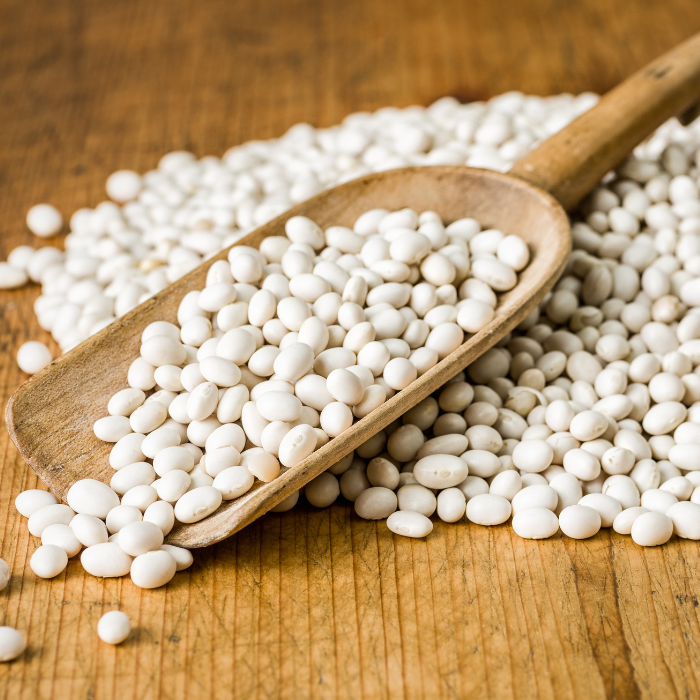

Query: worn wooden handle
[511,32,700,211]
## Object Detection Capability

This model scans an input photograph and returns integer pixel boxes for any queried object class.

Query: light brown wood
[4,2,700,698]
[8,33,700,547]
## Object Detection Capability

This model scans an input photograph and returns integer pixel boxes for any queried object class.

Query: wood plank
[2,0,700,697]
[328,505,362,700]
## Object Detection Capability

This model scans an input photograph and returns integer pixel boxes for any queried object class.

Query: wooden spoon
[7,34,700,547]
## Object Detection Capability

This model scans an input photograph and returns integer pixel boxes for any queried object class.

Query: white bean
[98,611,131,645]
[130,550,177,588]
[326,368,365,406]
[366,458,400,490]
[141,335,186,367]
[31,544,68,578]
[512,440,553,473]
[213,466,254,500]
[41,524,81,557]
[436,488,466,522]
[305,473,340,507]
[70,514,109,547]
[642,401,687,435]
[382,357,417,390]
[274,342,315,381]
[320,402,353,437]
[81,543,133,577]
[16,341,52,374]
[0,627,25,661]
[511,485,558,514]
[640,488,678,513]
[659,476,693,500]
[216,385,249,423]
[141,428,181,459]
[354,487,398,519]
[67,479,119,519]
[143,501,175,536]
[118,521,164,556]
[187,382,219,421]
[602,475,641,509]
[394,483,434,517]
[110,433,146,469]
[15,490,59,518]
[558,505,601,539]
[413,454,469,489]
[466,494,512,525]
[490,471,522,501]
[156,471,192,503]
[387,511,433,538]
[256,391,302,422]
[666,501,700,539]
[199,356,241,387]
[563,449,601,481]
[461,450,502,478]
[631,511,673,546]
[174,486,223,523]
[512,507,559,539]
[455,475,488,500]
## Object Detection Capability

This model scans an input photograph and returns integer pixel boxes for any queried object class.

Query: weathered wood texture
[2,0,700,698]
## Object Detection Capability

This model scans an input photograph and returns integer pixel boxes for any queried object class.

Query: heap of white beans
[2,92,597,361]
[17,207,531,590]
[4,92,700,661]
[351,128,700,546]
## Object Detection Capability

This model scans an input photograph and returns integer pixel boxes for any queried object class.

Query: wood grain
[2,0,700,697]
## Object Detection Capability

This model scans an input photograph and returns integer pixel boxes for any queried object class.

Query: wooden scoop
[7,35,700,547]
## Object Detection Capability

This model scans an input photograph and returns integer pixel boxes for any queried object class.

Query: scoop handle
[510,33,700,211]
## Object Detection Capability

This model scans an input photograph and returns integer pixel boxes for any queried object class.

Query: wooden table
[2,1,700,697]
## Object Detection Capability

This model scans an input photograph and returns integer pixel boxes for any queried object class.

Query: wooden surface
[3,0,700,697]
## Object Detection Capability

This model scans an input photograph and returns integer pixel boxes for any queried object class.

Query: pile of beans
[0,92,596,360]
[18,207,531,589]
[4,91,700,660]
